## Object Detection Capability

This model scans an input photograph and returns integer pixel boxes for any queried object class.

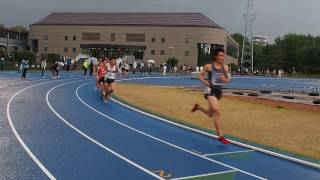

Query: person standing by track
[83,59,89,77]
[191,48,231,145]
[21,59,29,80]
[40,59,47,78]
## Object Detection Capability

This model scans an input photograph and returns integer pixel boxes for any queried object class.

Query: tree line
[232,33,320,74]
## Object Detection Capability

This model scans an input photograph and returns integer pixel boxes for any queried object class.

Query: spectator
[40,59,47,78]
[66,58,71,72]
[140,62,145,74]
[0,57,5,71]
[89,60,94,76]
[163,64,167,76]
[133,60,137,74]
[21,59,29,80]
[196,66,200,72]
[200,66,204,72]
[73,60,77,70]
[148,63,152,75]
[83,59,89,77]
[174,65,178,74]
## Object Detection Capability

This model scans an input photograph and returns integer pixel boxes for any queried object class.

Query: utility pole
[241,0,255,72]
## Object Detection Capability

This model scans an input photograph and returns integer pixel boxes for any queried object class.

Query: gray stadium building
[29,12,239,66]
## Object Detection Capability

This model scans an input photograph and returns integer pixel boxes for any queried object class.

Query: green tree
[10,51,36,64]
[10,25,28,32]
[41,53,61,63]
[231,33,244,64]
[166,56,178,67]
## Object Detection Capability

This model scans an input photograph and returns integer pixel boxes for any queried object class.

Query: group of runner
[95,57,118,102]
[16,48,232,145]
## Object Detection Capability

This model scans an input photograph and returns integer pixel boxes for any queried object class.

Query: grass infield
[114,83,320,162]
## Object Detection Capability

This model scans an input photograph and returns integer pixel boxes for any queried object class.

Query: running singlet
[208,64,225,86]
[204,64,225,99]
[105,65,117,80]
[98,65,106,78]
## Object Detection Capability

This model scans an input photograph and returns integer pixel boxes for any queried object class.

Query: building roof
[31,12,222,28]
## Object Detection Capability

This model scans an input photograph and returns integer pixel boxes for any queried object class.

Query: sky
[1,0,320,42]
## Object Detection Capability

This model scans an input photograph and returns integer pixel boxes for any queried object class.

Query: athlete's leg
[207,96,223,137]
[192,103,214,117]
[109,82,115,94]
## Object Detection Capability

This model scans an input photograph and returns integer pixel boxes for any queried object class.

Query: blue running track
[0,71,319,179]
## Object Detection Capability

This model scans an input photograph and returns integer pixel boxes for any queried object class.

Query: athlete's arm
[220,65,230,83]
[199,64,211,87]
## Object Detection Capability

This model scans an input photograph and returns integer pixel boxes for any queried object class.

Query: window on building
[152,38,156,43]
[185,38,190,43]
[31,39,38,52]
[64,48,68,52]
[185,51,190,56]
[126,33,145,42]
[111,33,115,41]
[44,35,48,40]
[64,36,68,40]
[73,48,77,53]
[44,47,48,52]
[0,31,7,38]
[73,36,77,41]
[197,43,225,65]
[151,50,156,55]
[160,50,165,55]
[161,38,165,43]
[82,33,100,41]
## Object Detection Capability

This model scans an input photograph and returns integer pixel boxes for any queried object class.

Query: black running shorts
[205,85,222,100]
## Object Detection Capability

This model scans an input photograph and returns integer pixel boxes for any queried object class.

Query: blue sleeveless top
[208,64,225,86]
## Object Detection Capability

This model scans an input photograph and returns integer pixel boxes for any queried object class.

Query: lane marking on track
[170,170,237,180]
[76,82,268,180]
[6,78,80,180]
[203,150,255,157]
[0,78,21,84]
[46,80,164,180]
[0,78,41,89]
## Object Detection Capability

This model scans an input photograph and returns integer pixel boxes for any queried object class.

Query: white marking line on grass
[203,150,255,157]
[6,78,80,180]
[46,81,164,180]
[76,82,267,180]
[114,77,320,170]
[170,170,237,180]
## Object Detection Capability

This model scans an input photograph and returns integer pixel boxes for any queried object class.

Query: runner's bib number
[105,72,115,80]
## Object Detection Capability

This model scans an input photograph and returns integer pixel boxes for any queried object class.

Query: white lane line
[0,78,20,84]
[6,78,79,180]
[46,81,164,180]
[0,78,40,89]
[114,77,320,170]
[76,82,267,180]
[203,150,255,157]
[170,170,237,180]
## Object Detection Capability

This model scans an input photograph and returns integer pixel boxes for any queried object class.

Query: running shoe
[218,137,230,145]
[191,104,199,113]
